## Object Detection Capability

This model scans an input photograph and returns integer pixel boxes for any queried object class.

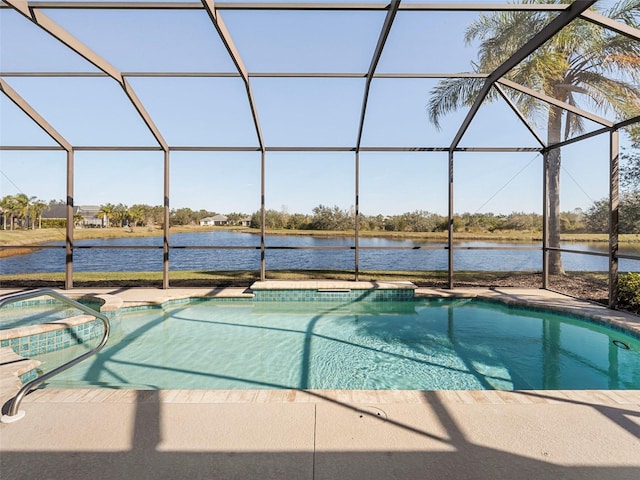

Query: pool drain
[612,340,630,350]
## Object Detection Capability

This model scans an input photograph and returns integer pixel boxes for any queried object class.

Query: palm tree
[73,212,84,227]
[427,0,640,274]
[1,195,16,230]
[128,204,146,228]
[30,199,48,229]
[13,193,34,229]
[98,203,115,228]
[112,203,128,227]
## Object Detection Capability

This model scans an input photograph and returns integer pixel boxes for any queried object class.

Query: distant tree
[249,209,288,229]
[502,212,542,232]
[111,203,128,227]
[310,205,352,231]
[383,215,407,232]
[128,204,146,227]
[285,213,311,230]
[559,208,586,233]
[359,214,385,231]
[585,193,640,234]
[621,144,640,191]
[397,211,441,232]
[13,193,34,229]
[148,205,164,226]
[73,212,84,227]
[99,203,115,228]
[623,192,640,233]
[170,208,196,226]
[30,199,48,229]
[265,209,287,229]
[456,212,503,233]
[226,212,247,226]
[249,211,261,229]
[0,195,17,230]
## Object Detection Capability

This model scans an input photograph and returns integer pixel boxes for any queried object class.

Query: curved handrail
[0,289,110,423]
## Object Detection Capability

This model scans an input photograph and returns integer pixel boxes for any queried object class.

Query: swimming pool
[31,297,640,391]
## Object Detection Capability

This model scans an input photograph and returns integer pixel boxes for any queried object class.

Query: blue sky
[0,1,635,216]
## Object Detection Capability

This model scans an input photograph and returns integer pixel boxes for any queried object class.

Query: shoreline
[1,227,639,259]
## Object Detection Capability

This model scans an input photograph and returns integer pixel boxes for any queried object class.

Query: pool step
[0,347,41,410]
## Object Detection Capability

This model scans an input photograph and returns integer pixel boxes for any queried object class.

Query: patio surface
[1,286,639,479]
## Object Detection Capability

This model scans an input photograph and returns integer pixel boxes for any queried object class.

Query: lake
[1,231,639,274]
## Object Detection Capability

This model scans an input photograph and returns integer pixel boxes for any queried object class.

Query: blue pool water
[34,299,640,390]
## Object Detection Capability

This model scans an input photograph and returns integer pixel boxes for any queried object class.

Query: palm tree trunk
[547,106,565,275]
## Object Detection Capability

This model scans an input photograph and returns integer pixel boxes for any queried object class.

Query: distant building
[76,205,104,227]
[41,204,67,222]
[211,214,228,226]
[200,215,228,226]
[201,214,249,227]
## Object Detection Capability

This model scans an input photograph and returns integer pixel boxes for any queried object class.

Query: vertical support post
[163,149,170,289]
[260,150,266,281]
[448,149,454,289]
[542,151,549,289]
[65,149,74,290]
[609,129,619,309]
[354,151,360,281]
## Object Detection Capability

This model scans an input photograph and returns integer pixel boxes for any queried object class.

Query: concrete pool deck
[1,286,639,479]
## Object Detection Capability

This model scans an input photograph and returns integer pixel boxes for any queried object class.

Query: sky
[0,0,636,217]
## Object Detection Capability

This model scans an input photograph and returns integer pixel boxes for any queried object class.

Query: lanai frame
[1,1,639,309]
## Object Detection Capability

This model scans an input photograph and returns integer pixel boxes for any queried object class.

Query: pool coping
[15,387,640,406]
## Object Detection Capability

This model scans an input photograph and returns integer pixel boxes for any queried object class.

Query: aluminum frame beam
[0,78,72,151]
[355,0,400,152]
[449,0,598,150]
[494,84,546,147]
[0,145,543,152]
[581,9,640,42]
[609,130,619,309]
[202,0,265,151]
[0,71,490,79]
[2,2,574,12]
[497,78,613,127]
[544,127,610,151]
[615,115,640,131]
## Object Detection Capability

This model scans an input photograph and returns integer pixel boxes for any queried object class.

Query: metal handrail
[0,289,110,423]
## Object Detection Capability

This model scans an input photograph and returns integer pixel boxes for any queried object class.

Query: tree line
[3,194,638,234]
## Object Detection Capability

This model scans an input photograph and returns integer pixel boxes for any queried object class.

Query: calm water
[36,299,640,390]
[1,231,639,274]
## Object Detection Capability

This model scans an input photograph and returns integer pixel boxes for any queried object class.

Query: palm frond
[606,0,640,24]
[426,78,486,130]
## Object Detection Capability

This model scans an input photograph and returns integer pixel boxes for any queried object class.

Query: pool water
[1,300,102,329]
[35,299,640,390]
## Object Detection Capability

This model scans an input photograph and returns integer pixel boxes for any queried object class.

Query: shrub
[618,272,640,314]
